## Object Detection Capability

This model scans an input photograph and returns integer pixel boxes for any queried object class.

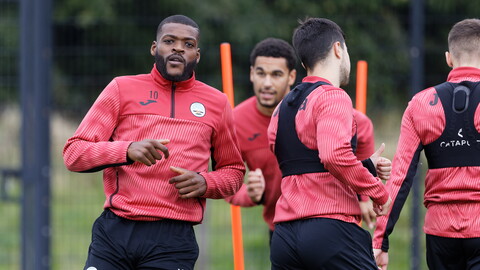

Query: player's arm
[373,101,423,256]
[197,100,246,199]
[63,79,135,172]
[359,144,392,227]
[225,168,265,206]
[354,110,375,161]
[315,90,390,209]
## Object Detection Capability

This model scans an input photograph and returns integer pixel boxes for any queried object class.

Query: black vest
[274,81,357,177]
[424,81,480,169]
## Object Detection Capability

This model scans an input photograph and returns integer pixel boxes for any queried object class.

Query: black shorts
[84,209,199,270]
[426,234,480,270]
[270,217,378,270]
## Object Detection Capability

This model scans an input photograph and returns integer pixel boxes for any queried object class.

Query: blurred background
[1,0,479,269]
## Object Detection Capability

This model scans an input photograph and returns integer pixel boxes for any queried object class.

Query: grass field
[0,106,428,269]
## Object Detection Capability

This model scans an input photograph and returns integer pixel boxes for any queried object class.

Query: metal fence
[1,1,270,269]
[2,1,479,269]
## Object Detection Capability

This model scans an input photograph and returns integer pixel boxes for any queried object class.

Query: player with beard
[267,18,392,269]
[63,15,245,270]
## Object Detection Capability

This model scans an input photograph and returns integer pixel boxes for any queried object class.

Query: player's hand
[373,196,392,216]
[169,166,207,199]
[374,249,389,270]
[376,157,392,181]
[359,199,376,229]
[127,139,169,166]
[246,168,266,203]
[369,143,391,180]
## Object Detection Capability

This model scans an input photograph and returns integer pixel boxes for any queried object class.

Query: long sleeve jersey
[373,67,480,251]
[225,96,283,230]
[354,109,375,161]
[354,109,376,202]
[268,76,389,225]
[63,65,245,223]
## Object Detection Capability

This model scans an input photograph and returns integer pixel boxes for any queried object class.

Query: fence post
[20,0,52,269]
[409,0,424,269]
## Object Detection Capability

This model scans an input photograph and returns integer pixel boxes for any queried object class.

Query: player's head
[249,38,297,113]
[250,38,297,71]
[446,18,480,68]
[292,17,350,86]
[151,15,200,82]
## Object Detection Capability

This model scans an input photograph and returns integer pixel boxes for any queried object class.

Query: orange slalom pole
[356,60,368,114]
[356,60,368,228]
[220,42,245,270]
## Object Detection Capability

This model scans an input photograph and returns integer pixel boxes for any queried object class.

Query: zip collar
[447,67,480,83]
[150,64,196,91]
[302,75,334,86]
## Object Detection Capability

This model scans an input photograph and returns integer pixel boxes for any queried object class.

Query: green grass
[0,107,428,270]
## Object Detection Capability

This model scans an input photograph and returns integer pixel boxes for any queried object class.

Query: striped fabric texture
[64,66,245,222]
[226,96,283,231]
[373,67,480,251]
[268,76,389,225]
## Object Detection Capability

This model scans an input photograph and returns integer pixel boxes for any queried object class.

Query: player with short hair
[225,37,297,238]
[63,14,245,270]
[227,38,384,241]
[373,18,480,270]
[268,17,392,269]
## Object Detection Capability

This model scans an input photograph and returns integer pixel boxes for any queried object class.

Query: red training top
[63,65,245,223]
[226,96,283,230]
[354,109,375,161]
[354,109,376,202]
[226,98,376,229]
[373,67,480,251]
[268,76,389,225]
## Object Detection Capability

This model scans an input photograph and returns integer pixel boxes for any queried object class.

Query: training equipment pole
[220,42,245,270]
[356,60,368,114]
[355,60,368,228]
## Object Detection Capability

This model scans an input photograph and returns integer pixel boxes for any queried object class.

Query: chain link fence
[1,1,480,269]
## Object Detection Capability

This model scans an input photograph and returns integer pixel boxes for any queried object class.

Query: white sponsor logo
[190,102,206,117]
[440,140,471,148]
[86,267,97,270]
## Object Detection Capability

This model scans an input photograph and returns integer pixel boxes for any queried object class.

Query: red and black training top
[373,67,480,251]
[63,65,245,223]
[226,96,376,230]
[225,96,283,231]
[268,76,388,225]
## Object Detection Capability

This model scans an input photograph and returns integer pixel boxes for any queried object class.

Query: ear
[288,69,297,87]
[249,66,255,82]
[333,41,342,59]
[445,51,453,68]
[150,41,157,56]
[195,48,201,64]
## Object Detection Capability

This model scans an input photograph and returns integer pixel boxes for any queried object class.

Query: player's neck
[454,63,480,69]
[256,102,274,117]
[307,65,340,87]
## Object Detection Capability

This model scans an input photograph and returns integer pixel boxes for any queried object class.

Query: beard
[155,51,197,82]
[339,62,350,87]
[258,100,279,108]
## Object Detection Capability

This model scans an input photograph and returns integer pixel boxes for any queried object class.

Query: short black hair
[448,18,480,61]
[156,15,199,39]
[292,18,346,71]
[249,38,297,71]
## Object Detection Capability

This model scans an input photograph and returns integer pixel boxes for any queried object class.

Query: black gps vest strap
[274,81,358,177]
[424,81,480,169]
